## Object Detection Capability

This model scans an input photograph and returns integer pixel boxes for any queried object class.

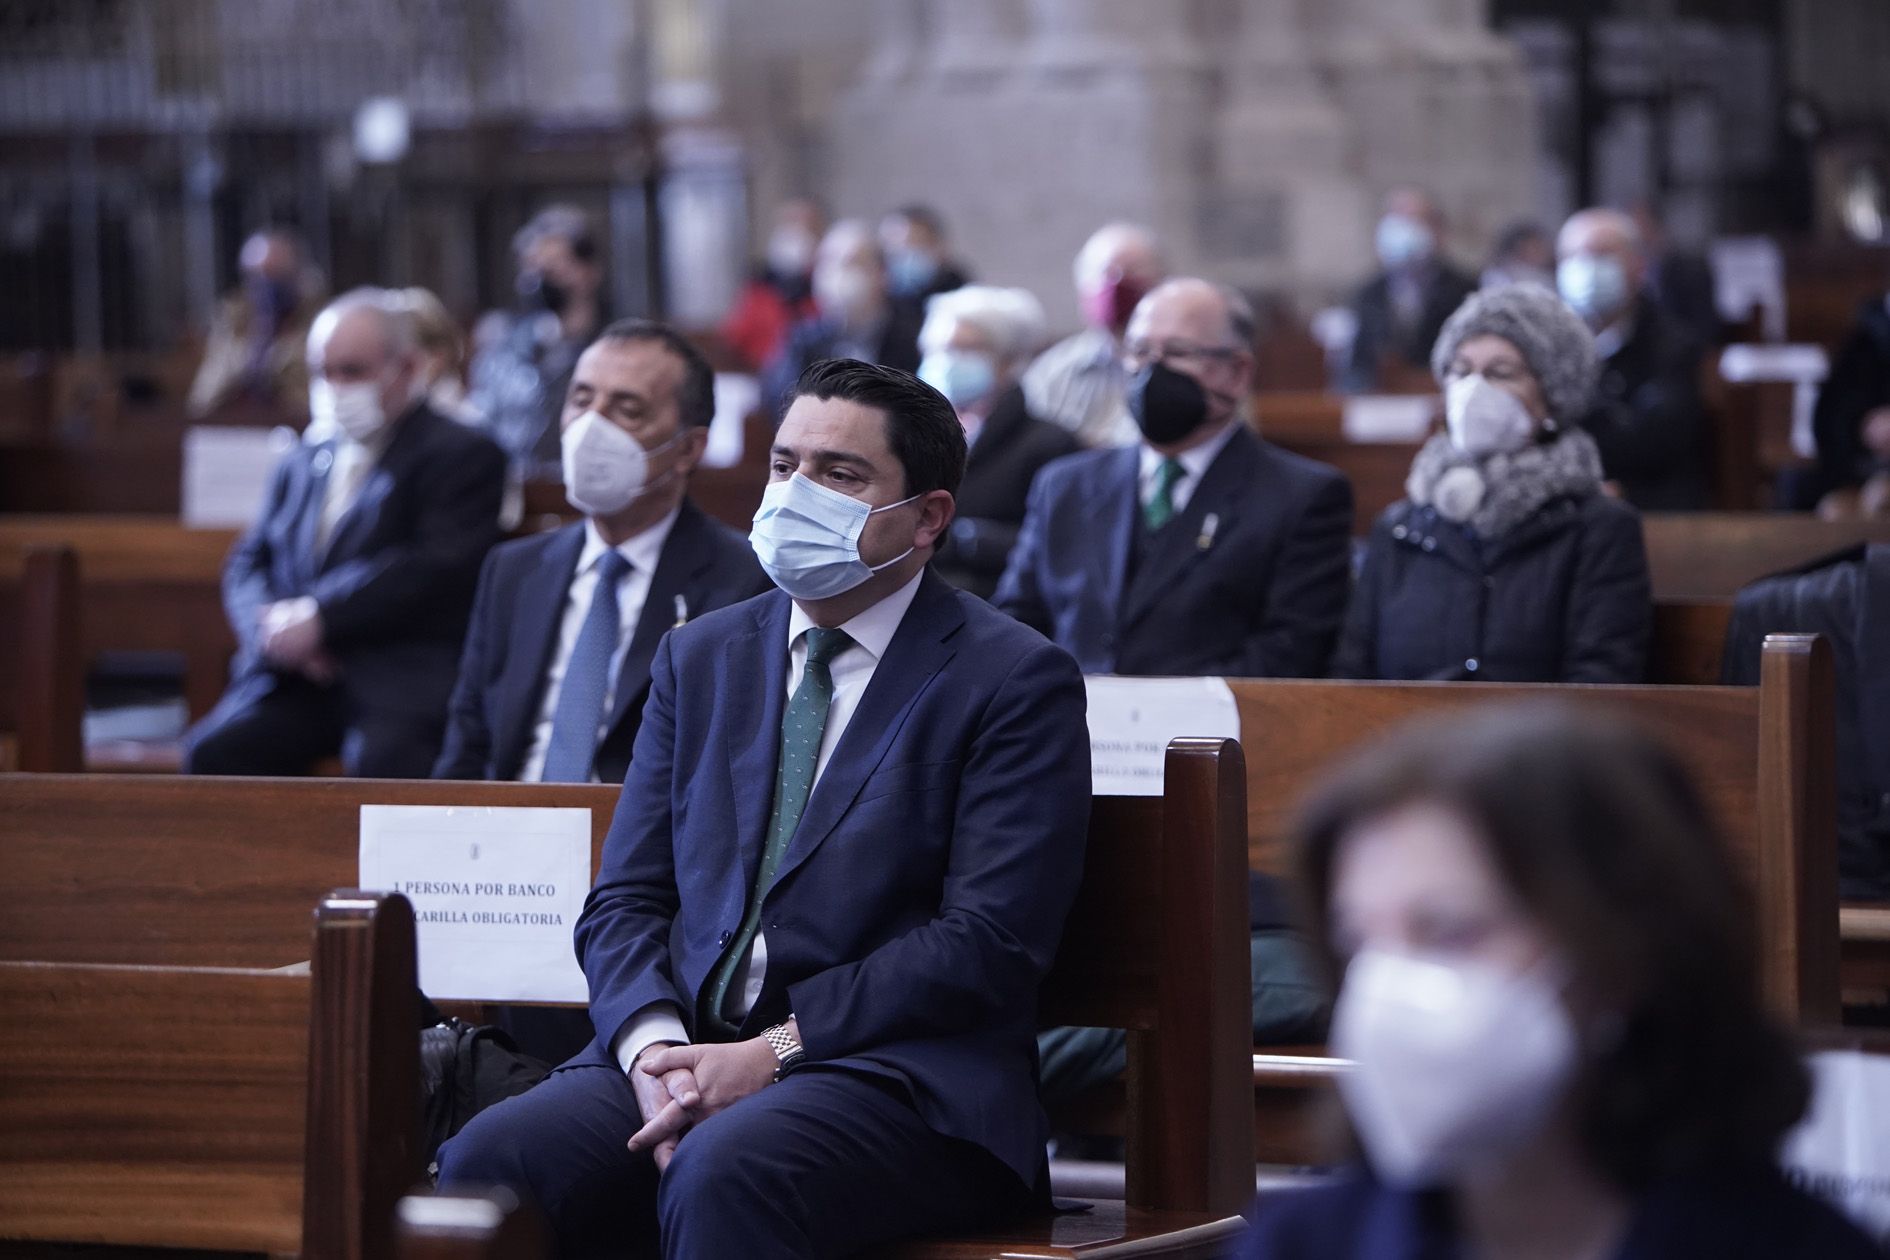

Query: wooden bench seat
[0,891,419,1257]
[0,741,1256,1256]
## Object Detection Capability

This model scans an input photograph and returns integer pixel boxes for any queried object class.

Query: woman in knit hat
[1331,284,1652,682]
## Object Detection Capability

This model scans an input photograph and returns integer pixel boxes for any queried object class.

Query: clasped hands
[258,597,338,683]
[626,1031,786,1172]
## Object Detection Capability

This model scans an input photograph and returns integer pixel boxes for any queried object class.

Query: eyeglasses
[1121,340,1242,372]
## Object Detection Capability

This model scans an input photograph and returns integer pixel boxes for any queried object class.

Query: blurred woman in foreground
[1240,705,1879,1259]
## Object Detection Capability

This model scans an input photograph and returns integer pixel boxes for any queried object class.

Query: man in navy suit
[994,277,1353,679]
[433,320,770,787]
[439,360,1092,1259]
[183,288,506,778]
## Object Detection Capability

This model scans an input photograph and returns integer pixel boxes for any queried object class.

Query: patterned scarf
[1403,429,1605,540]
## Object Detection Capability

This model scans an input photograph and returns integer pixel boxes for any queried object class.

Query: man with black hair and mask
[469,204,610,478]
[995,278,1354,680]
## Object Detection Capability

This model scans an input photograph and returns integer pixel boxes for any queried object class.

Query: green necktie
[697,626,853,1040]
[1144,458,1185,531]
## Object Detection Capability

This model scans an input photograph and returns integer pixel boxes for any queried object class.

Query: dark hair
[1292,703,1810,1192]
[514,204,598,264]
[787,358,966,498]
[591,318,716,430]
[890,203,947,239]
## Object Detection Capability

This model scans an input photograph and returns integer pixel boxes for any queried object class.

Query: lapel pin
[673,594,689,628]
[1197,512,1220,552]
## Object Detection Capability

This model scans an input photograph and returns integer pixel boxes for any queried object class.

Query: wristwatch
[762,1021,805,1082]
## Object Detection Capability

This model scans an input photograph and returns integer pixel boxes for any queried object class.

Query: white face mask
[310,378,390,444]
[814,265,878,322]
[1332,948,1578,1187]
[749,473,920,601]
[560,410,684,517]
[1445,373,1539,458]
[1557,253,1631,325]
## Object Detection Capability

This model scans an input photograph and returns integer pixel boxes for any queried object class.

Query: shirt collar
[579,505,681,579]
[787,567,926,665]
[1139,419,1238,487]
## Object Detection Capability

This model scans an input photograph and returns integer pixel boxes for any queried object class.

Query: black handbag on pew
[419,998,551,1176]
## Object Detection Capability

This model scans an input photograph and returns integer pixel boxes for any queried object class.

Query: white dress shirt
[612,569,927,1072]
[1137,419,1238,517]
[519,510,679,783]
[315,437,376,553]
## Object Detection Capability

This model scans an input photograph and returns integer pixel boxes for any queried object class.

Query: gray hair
[1430,284,1599,424]
[918,285,1047,362]
[307,286,419,363]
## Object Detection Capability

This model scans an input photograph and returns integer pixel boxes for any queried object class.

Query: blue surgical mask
[1376,215,1435,270]
[750,474,921,600]
[887,248,938,295]
[1557,253,1630,324]
[918,350,997,411]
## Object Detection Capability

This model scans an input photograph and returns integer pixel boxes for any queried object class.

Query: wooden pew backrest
[1230,636,1839,1024]
[1041,738,1252,1217]
[1644,513,1890,602]
[0,891,419,1258]
[0,776,619,968]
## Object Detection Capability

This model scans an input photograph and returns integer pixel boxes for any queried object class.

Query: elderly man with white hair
[1021,222,1166,447]
[1556,207,1710,510]
[917,285,1079,598]
[183,287,508,778]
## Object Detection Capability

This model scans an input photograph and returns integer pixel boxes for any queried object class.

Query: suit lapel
[1119,428,1255,630]
[318,407,423,571]
[768,573,963,892]
[608,503,713,736]
[1087,446,1139,620]
[294,444,334,581]
[494,526,586,777]
[722,594,793,892]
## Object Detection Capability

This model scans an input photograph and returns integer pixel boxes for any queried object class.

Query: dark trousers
[437,1061,1032,1260]
[182,672,443,778]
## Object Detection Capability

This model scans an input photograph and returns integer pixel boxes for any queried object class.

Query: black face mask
[1127,361,1212,446]
[248,276,299,324]
[519,271,571,317]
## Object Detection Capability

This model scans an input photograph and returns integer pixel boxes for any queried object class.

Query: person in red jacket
[721,199,825,371]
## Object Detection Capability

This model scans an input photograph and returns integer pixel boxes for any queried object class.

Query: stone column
[830,0,1209,326]
[1208,0,1365,296]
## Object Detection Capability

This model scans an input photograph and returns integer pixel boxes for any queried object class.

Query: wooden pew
[0,514,238,769]
[0,891,420,1257]
[1644,515,1890,685]
[1644,513,1890,602]
[0,776,619,968]
[5,545,83,773]
[396,1190,550,1260]
[1232,634,1839,1162]
[0,743,1255,1255]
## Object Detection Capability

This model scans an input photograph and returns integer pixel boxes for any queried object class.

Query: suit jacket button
[1392,525,1407,540]
[718,931,731,947]
[1421,537,1437,552]
[1465,658,1480,673]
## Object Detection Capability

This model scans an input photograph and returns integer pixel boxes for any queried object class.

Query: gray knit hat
[1429,283,1599,426]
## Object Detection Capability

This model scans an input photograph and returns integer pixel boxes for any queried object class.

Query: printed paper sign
[1084,675,1241,796]
[1342,394,1437,443]
[183,425,295,527]
[359,804,591,1003]
[1782,1049,1890,1246]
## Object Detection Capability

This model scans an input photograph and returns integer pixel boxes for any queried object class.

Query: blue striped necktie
[540,549,633,783]
[697,625,852,1038]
